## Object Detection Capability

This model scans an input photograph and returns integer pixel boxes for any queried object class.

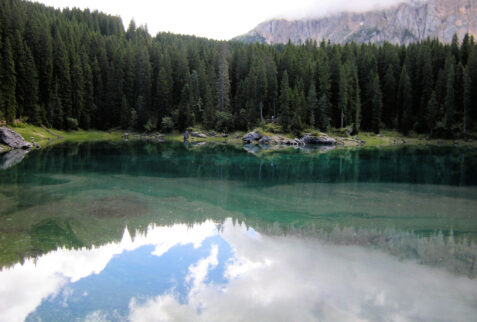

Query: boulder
[242,131,261,143]
[0,127,32,149]
[184,131,189,141]
[0,149,28,170]
[294,138,305,146]
[302,134,336,146]
[191,131,207,138]
[258,135,270,145]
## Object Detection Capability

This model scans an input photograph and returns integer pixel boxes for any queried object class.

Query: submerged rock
[0,149,28,170]
[242,131,261,143]
[0,127,32,149]
[302,134,336,146]
[243,144,261,154]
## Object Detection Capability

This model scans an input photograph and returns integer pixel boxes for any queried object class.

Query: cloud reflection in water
[0,219,476,322]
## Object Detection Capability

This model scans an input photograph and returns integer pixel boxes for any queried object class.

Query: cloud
[273,0,415,20]
[129,219,477,322]
[32,0,417,40]
[0,221,217,322]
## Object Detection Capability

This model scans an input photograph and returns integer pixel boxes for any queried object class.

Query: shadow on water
[1,141,476,186]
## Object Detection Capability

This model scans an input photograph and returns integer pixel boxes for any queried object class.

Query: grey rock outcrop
[235,0,477,45]
[0,149,28,170]
[190,131,207,138]
[302,134,336,146]
[242,131,261,143]
[259,135,270,145]
[0,127,32,149]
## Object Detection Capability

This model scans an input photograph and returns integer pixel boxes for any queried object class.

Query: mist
[272,0,419,20]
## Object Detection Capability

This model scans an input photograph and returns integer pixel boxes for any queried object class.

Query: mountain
[234,0,477,45]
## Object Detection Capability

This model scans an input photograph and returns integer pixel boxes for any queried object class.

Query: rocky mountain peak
[234,0,477,45]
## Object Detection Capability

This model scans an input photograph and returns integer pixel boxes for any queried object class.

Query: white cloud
[0,221,217,322]
[31,0,413,40]
[129,219,477,322]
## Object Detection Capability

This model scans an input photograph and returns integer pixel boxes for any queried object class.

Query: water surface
[0,142,476,321]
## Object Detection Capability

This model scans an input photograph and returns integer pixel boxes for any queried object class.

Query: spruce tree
[279,71,290,130]
[426,91,439,136]
[445,55,455,132]
[1,38,17,124]
[382,64,396,128]
[398,65,412,134]
[338,65,348,128]
[307,81,318,128]
[463,66,470,135]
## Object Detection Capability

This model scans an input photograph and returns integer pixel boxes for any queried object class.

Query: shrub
[262,122,283,134]
[215,111,233,132]
[144,117,157,132]
[66,117,79,130]
[161,116,174,132]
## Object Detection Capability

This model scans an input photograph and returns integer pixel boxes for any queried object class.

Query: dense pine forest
[1,0,476,137]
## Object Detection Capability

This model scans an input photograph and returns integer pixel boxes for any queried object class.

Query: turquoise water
[0,142,476,321]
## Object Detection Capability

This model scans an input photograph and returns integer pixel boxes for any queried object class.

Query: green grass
[2,123,476,153]
[8,123,123,148]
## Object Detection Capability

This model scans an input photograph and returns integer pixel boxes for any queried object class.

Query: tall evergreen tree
[338,65,348,128]
[279,71,290,130]
[445,55,456,132]
[1,38,17,124]
[398,65,412,134]
[307,81,318,128]
[463,66,470,135]
[216,45,231,113]
[426,91,439,136]
[382,64,396,128]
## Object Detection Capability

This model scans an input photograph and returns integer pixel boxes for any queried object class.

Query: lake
[1,142,477,321]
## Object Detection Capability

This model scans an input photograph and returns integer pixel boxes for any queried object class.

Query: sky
[32,0,410,40]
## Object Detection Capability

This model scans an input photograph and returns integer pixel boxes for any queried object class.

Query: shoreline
[1,124,476,154]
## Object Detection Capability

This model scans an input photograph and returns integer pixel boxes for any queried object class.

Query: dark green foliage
[445,55,456,132]
[463,67,470,135]
[398,65,412,134]
[368,73,383,134]
[426,91,439,136]
[0,0,474,137]
[1,38,17,124]
[307,82,318,128]
[318,94,330,130]
[66,117,79,130]
[279,71,290,130]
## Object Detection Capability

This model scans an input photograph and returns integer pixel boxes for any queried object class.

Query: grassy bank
[162,127,477,149]
[1,123,123,152]
[1,123,476,153]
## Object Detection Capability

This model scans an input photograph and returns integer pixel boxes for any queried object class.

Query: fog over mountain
[235,0,477,44]
[272,0,415,20]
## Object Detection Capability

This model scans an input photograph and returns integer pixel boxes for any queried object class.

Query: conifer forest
[1,0,477,138]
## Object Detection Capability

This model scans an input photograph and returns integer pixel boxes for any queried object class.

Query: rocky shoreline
[0,127,36,169]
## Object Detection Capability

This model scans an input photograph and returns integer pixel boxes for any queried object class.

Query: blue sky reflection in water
[0,143,477,321]
[0,219,475,321]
